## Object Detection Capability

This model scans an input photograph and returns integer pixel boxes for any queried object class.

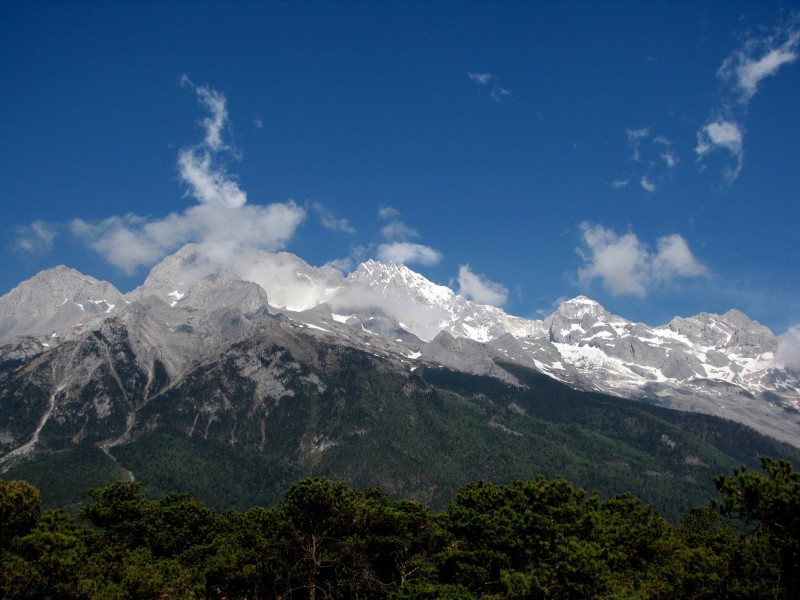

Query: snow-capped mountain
[1,245,798,446]
[345,260,543,342]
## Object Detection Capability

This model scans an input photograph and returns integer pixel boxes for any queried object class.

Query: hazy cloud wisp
[14,221,58,255]
[376,206,442,266]
[467,71,511,103]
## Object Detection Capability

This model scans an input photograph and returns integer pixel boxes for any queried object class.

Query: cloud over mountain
[457,264,508,307]
[70,78,305,274]
[375,206,442,267]
[577,223,707,297]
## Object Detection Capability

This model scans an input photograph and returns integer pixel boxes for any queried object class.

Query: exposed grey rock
[1,245,798,450]
[0,266,126,343]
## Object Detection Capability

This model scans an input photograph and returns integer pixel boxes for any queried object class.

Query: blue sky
[2,1,799,335]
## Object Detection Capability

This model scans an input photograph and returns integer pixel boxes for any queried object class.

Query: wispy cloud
[71,78,305,274]
[311,202,356,234]
[467,72,493,86]
[379,205,418,241]
[653,136,678,168]
[14,220,58,254]
[377,242,442,266]
[697,15,800,182]
[374,206,441,266]
[468,71,511,102]
[457,264,508,306]
[490,87,511,102]
[695,120,744,183]
[625,128,650,161]
[182,75,229,152]
[614,129,676,192]
[718,19,800,102]
[577,223,707,297]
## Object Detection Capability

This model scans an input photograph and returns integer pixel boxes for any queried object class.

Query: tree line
[2,456,799,599]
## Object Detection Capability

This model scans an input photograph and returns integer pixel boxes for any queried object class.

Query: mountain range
[1,245,799,514]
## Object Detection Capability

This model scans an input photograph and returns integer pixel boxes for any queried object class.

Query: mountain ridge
[1,244,798,449]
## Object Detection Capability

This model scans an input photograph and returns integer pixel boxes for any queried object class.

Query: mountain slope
[3,310,798,519]
[1,245,799,515]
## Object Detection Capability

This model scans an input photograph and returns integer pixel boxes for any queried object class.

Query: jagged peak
[349,260,455,303]
[1,264,122,301]
[671,307,771,334]
[551,295,612,321]
[352,259,422,282]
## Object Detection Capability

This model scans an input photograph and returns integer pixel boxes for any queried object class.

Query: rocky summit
[1,245,799,514]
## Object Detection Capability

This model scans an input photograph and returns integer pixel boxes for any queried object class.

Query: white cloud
[377,242,442,266]
[490,87,511,102]
[72,202,305,274]
[378,206,401,220]
[651,234,708,281]
[696,121,743,156]
[378,205,419,241]
[196,86,228,151]
[457,264,508,306]
[577,223,707,297]
[626,128,649,161]
[468,72,511,102]
[626,128,650,140]
[661,151,677,168]
[329,280,451,341]
[311,202,355,234]
[14,220,58,254]
[616,130,676,190]
[381,221,418,241]
[178,148,247,208]
[325,245,368,274]
[72,80,306,274]
[653,136,678,168]
[325,257,356,273]
[697,16,800,182]
[695,120,744,183]
[468,72,493,85]
[375,207,442,266]
[578,224,650,297]
[719,25,800,102]
[776,325,800,371]
[181,74,229,151]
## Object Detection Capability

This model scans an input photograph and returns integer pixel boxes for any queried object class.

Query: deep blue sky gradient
[2,1,799,333]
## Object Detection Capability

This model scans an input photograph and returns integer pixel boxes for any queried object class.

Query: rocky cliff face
[1,244,798,464]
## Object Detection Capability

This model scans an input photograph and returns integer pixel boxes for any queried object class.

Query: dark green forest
[3,456,800,599]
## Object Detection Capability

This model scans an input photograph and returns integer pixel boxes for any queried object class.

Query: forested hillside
[5,348,800,523]
[3,457,800,599]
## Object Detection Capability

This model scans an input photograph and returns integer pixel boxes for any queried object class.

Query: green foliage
[4,442,131,511]
[435,478,674,598]
[1,508,94,599]
[3,462,800,599]
[6,339,800,522]
[111,431,302,510]
[0,479,41,549]
[714,456,800,598]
